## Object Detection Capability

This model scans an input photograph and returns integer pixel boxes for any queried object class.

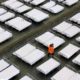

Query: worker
[48,44,54,57]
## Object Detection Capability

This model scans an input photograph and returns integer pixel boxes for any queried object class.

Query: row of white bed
[0,59,80,80]
[0,10,79,43]
[1,0,80,23]
[57,0,79,6]
[13,43,80,71]
[0,1,79,27]
[0,0,79,80]
[0,1,79,44]
[0,16,79,43]
[0,58,80,80]
[40,1,64,14]
[0,0,80,24]
[0,0,79,23]
[0,42,79,79]
[35,31,80,59]
[1,0,79,15]
[2,0,64,14]
[0,59,33,80]
[24,0,79,6]
[0,26,79,44]
[53,21,80,38]
[69,12,80,43]
[2,0,31,13]
[51,66,80,80]
[4,0,78,7]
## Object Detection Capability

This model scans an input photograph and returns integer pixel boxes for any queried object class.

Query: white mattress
[51,67,75,80]
[72,54,80,65]
[63,26,80,38]
[35,31,55,44]
[0,27,5,33]
[0,59,9,72]
[53,21,80,38]
[0,31,12,43]
[76,36,80,42]
[40,1,56,10]
[70,13,80,22]
[0,12,15,22]
[23,49,45,65]
[24,9,49,22]
[41,1,64,13]
[63,0,79,6]
[13,44,46,65]
[35,31,65,48]
[70,73,80,80]
[36,58,60,75]
[58,44,80,59]
[0,8,7,15]
[49,4,64,13]
[53,21,72,34]
[13,44,36,58]
[2,0,17,7]
[5,17,31,31]
[20,76,32,80]
[30,0,45,5]
[15,5,31,13]
[44,36,65,48]
[7,1,23,10]
[0,65,20,80]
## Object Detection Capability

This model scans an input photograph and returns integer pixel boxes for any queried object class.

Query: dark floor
[0,0,80,80]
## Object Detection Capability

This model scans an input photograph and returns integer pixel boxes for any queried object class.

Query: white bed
[24,9,49,22]
[15,5,31,13]
[30,0,45,5]
[20,75,32,80]
[23,49,45,65]
[35,31,65,48]
[0,65,20,80]
[0,8,7,15]
[0,12,15,22]
[36,58,60,75]
[0,30,12,43]
[5,17,32,31]
[58,44,80,59]
[72,54,80,66]
[0,59,9,71]
[53,21,72,34]
[13,44,36,58]
[51,67,75,80]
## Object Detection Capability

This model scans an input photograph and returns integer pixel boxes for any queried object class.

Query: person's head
[50,44,54,47]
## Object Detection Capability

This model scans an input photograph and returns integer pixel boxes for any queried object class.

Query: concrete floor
[0,0,80,80]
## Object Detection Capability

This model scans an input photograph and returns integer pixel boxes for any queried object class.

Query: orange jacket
[48,46,54,55]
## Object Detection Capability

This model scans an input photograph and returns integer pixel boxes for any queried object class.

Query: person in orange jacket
[48,44,54,57]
